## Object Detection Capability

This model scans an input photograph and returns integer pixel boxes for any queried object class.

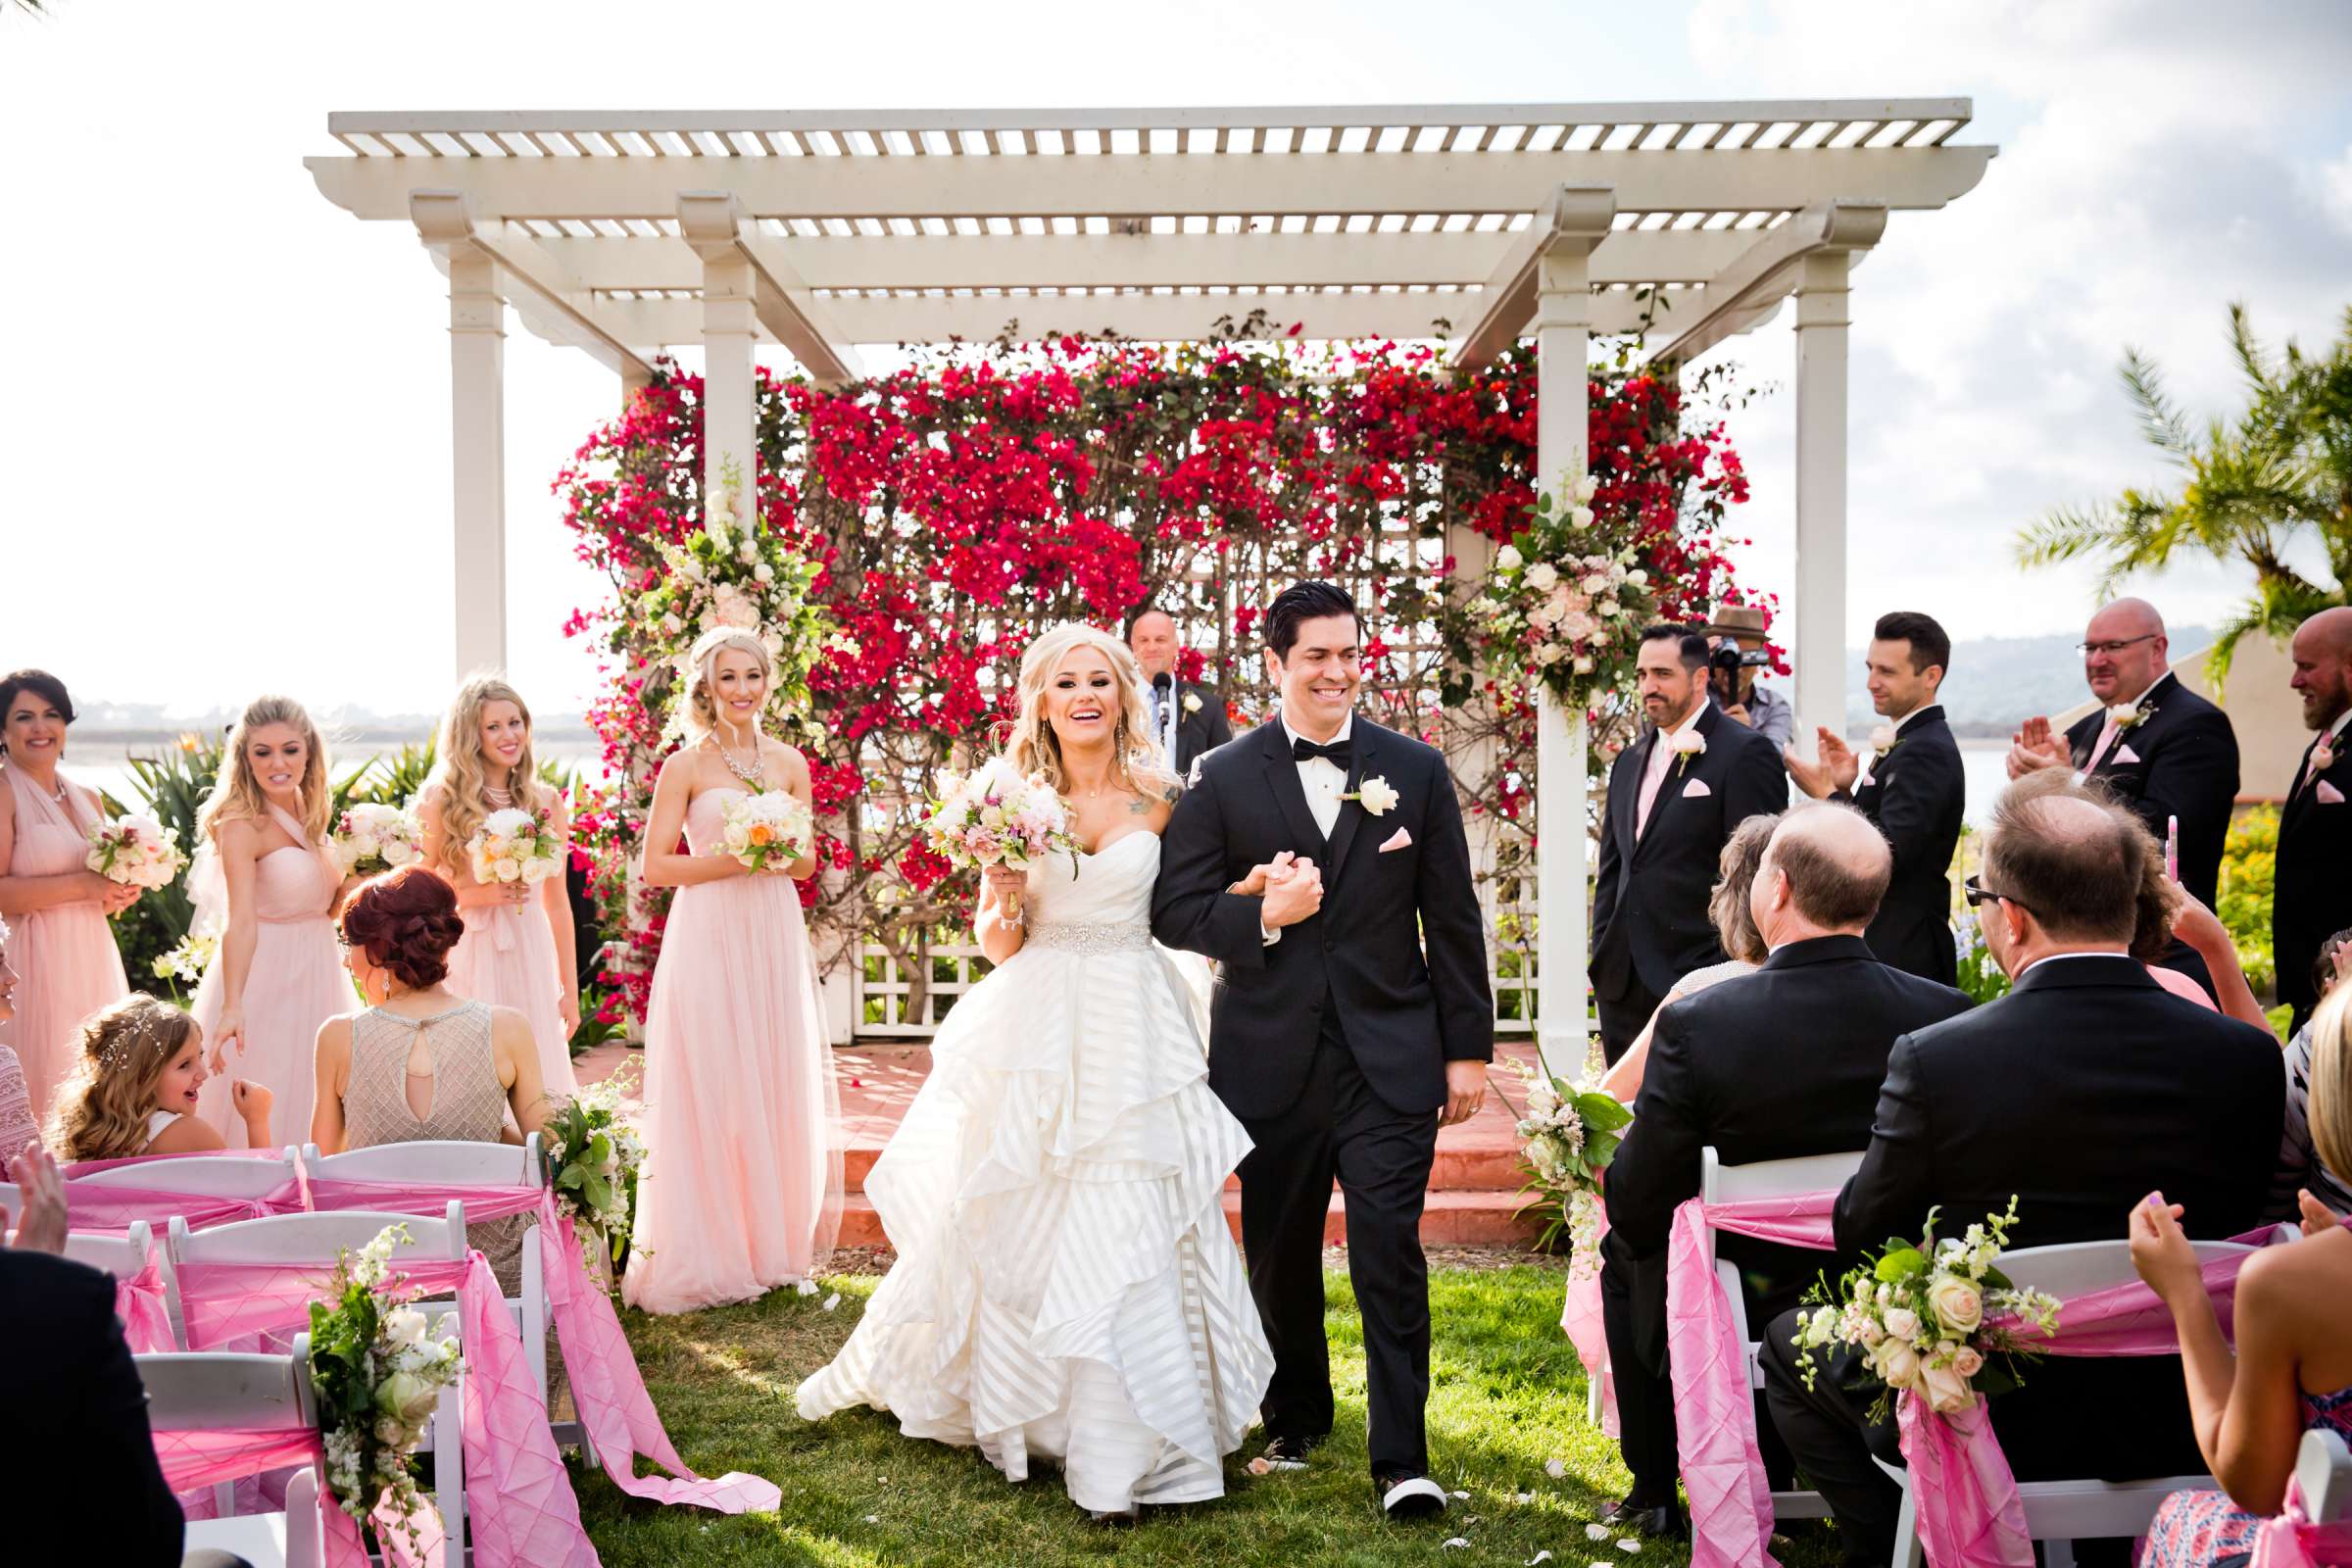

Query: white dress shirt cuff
[1261,921,1281,946]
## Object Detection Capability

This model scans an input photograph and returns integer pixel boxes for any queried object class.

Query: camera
[1708,642,1772,706]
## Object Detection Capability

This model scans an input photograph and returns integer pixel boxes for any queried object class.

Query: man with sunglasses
[2005,599,2238,986]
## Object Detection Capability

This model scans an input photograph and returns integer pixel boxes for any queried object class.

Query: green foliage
[2019,303,2352,684]
[332,741,437,815]
[2219,805,2278,996]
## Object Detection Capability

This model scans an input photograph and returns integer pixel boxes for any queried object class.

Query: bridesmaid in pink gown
[624,627,842,1315]
[188,697,355,1148]
[416,675,580,1102]
[0,669,132,1121]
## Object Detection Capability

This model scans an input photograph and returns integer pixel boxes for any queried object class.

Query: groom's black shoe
[1374,1472,1448,1520]
[1597,1495,1688,1541]
[1258,1434,1317,1472]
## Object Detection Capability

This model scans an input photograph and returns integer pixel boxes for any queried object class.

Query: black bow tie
[1293,736,1352,767]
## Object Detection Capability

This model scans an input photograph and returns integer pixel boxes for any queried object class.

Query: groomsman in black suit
[1128,607,1233,776]
[1785,612,1966,984]
[1598,804,1972,1538]
[1759,773,2283,1568]
[1592,626,1790,1063]
[2007,598,2239,992]
[2278,608,2352,1029]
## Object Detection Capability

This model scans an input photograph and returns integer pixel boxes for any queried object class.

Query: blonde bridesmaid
[0,669,131,1118]
[623,627,842,1314]
[188,696,354,1148]
[416,676,579,1100]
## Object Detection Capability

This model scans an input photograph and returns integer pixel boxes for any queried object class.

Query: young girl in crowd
[51,994,272,1160]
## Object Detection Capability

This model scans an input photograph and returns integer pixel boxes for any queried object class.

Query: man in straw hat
[1701,604,1791,747]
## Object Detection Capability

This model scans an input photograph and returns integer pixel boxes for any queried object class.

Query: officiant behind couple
[798,583,1494,1526]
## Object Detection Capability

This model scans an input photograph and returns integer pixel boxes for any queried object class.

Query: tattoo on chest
[1126,795,1152,815]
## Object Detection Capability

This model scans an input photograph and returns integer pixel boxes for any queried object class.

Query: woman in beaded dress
[311,865,552,1291]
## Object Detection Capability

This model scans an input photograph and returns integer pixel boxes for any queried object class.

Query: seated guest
[0,1144,185,1564]
[2134,982,2352,1568]
[2276,931,2352,1223]
[1597,803,1973,1538]
[1760,771,2285,1568]
[51,994,273,1160]
[313,864,551,1290]
[1599,811,1779,1102]
[0,914,35,1158]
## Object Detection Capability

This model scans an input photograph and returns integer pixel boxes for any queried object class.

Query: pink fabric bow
[1896,1396,2034,1568]
[156,1427,445,1568]
[1559,1208,1619,1438]
[117,1256,176,1354]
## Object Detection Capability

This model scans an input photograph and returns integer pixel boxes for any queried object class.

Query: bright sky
[4,0,2349,719]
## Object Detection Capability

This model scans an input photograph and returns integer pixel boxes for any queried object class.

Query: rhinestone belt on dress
[1024,920,1154,954]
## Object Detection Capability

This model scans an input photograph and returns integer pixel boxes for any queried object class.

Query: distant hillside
[1838,627,2214,736]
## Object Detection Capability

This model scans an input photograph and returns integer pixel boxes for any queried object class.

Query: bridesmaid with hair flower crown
[186,695,356,1147]
[623,626,842,1315]
[416,675,580,1101]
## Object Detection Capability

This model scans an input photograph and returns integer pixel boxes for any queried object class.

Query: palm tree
[2017,303,2352,683]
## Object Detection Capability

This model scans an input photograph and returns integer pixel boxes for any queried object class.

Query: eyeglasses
[1962,874,2034,917]
[2076,634,2158,657]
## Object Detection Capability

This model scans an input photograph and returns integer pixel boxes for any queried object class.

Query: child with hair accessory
[50,994,271,1161]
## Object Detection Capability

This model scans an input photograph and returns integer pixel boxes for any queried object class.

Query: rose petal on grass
[1545,1458,1568,1479]
[1528,1554,1554,1566]
[822,1293,842,1311]
[796,1279,818,1297]
[1617,1540,1642,1552]
[1587,1523,1612,1541]
[1515,1491,1539,1504]
[1247,1457,1273,1476]
[1452,1490,1471,1499]
[1442,1539,1472,1550]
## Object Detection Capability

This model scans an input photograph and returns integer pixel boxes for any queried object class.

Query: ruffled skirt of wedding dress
[794,940,1273,1512]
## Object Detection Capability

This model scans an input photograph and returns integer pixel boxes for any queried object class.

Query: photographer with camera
[1702,605,1790,747]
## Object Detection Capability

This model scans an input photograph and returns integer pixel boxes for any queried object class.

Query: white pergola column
[677,193,760,509]
[1531,188,1617,1082]
[412,193,509,681]
[1792,250,1853,750]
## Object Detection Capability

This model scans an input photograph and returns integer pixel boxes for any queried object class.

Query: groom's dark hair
[1265,582,1361,660]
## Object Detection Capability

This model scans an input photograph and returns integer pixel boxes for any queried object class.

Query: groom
[1152,581,1494,1520]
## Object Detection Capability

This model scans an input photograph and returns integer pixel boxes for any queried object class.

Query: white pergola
[308,101,1994,1061]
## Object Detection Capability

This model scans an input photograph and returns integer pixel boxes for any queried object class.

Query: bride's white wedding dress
[795,830,1273,1512]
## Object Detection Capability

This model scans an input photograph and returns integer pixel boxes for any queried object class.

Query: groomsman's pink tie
[1635,732,1675,838]
[2082,714,2123,774]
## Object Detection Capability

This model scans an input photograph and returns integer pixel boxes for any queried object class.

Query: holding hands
[1783,726,1859,800]
[2007,714,2073,780]
[1237,851,1324,930]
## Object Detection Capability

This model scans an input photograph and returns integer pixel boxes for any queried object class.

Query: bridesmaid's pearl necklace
[483,782,514,808]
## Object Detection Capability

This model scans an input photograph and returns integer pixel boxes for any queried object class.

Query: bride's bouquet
[923,758,1080,927]
[1791,1196,2062,1419]
[83,812,188,893]
[466,807,564,891]
[716,790,813,874]
[330,803,423,878]
[1512,1059,1633,1265]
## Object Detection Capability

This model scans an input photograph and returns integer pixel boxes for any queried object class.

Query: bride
[795,623,1273,1520]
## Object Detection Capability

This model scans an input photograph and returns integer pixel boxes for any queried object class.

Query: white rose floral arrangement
[329,803,424,878]
[305,1224,465,1540]
[1791,1196,2063,1420]
[543,1058,650,1283]
[1468,466,1662,712]
[465,806,564,892]
[83,811,188,893]
[1512,1059,1634,1267]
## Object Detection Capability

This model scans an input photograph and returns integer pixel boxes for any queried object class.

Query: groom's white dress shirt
[1283,710,1354,839]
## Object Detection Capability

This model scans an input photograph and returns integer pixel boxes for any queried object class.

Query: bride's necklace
[713,731,764,788]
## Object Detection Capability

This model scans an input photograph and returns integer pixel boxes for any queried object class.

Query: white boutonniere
[1869,724,1898,752]
[1344,775,1399,816]
[1182,691,1202,714]
[1666,728,1707,775]
[2109,702,2151,730]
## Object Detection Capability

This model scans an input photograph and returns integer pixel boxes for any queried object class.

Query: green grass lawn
[568,1259,1846,1568]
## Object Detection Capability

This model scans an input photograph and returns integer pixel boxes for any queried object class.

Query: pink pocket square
[2321,780,2346,806]
[1681,778,1712,799]
[2114,744,2142,765]
[1378,826,1413,853]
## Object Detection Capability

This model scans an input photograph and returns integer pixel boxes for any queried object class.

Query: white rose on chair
[466,806,564,889]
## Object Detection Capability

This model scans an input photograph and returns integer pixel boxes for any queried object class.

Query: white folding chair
[308,1135,577,1459]
[2301,1428,2352,1526]
[1697,1146,1867,1522]
[166,1201,467,1544]
[136,1344,324,1568]
[75,1148,303,1200]
[1884,1237,2258,1568]
[60,1218,154,1278]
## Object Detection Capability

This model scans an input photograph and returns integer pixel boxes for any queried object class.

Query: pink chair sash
[155,1426,445,1568]
[118,1256,176,1354]
[1560,1209,1619,1438]
[2248,1473,2352,1568]
[65,1146,291,1177]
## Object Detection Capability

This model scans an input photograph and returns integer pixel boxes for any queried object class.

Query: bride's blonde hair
[422,674,550,878]
[677,627,774,747]
[1004,624,1178,802]
[196,694,332,847]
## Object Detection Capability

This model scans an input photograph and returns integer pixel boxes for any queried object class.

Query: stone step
[835,1183,1542,1251]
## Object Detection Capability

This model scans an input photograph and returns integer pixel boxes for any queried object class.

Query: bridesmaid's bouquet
[466,807,564,890]
[922,759,1080,927]
[306,1224,464,1541]
[1790,1196,2062,1419]
[330,803,423,877]
[717,790,814,874]
[83,812,188,892]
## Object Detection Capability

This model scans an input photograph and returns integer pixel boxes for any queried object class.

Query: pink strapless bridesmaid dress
[443,877,580,1102]
[0,765,128,1121]
[623,788,842,1315]
[191,805,352,1149]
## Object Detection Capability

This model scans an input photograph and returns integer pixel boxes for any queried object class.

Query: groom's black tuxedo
[1152,712,1493,1481]
[1597,936,1972,1503]
[1152,714,1494,1119]
[1592,701,1789,1061]
[1839,706,1965,985]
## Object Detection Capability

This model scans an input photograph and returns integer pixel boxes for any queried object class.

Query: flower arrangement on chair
[305,1224,465,1540]
[543,1060,650,1287]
